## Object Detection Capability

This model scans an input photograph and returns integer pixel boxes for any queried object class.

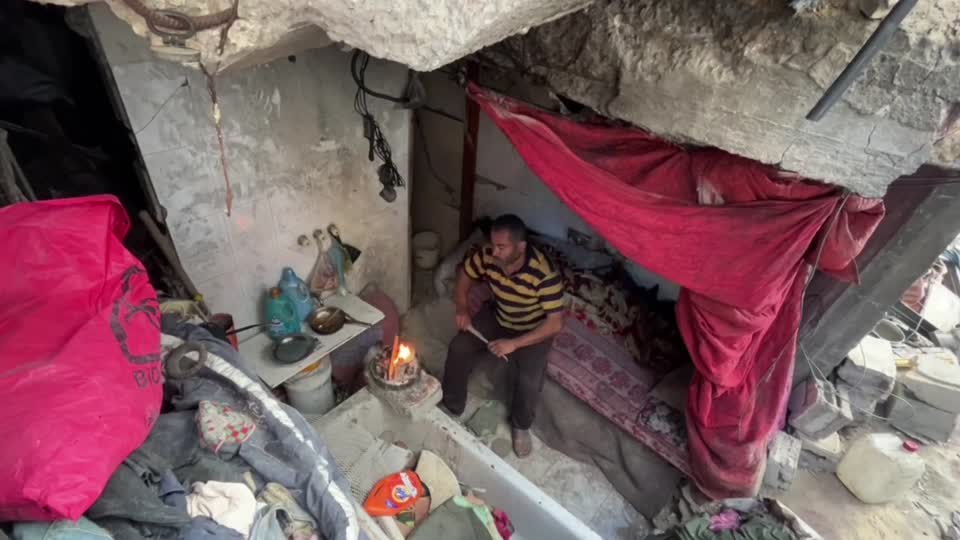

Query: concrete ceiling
[484,0,960,195]
[46,0,960,194]
[50,0,591,72]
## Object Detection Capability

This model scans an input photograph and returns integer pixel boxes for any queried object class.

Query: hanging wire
[413,113,457,203]
[796,189,922,423]
[351,50,404,194]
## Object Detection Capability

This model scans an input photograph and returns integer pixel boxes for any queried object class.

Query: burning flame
[387,342,415,380]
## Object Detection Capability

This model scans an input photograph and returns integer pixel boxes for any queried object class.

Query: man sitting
[441,214,564,457]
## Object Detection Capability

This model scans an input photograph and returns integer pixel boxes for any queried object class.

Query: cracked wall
[488,0,960,195]
[89,3,412,326]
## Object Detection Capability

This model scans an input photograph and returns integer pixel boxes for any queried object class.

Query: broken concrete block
[367,371,443,418]
[799,450,838,473]
[798,431,844,462]
[887,384,958,443]
[899,348,960,413]
[797,431,844,473]
[762,431,802,494]
[836,380,880,422]
[838,335,896,400]
[788,378,854,439]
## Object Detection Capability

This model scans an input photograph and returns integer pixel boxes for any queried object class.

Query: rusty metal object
[308,306,373,335]
[121,0,237,34]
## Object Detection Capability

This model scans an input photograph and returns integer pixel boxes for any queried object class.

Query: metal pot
[308,306,372,335]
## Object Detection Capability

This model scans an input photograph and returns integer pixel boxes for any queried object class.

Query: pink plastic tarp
[0,195,163,520]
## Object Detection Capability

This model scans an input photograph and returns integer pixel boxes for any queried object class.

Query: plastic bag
[0,195,163,521]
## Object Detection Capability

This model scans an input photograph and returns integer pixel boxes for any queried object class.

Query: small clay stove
[367,336,420,390]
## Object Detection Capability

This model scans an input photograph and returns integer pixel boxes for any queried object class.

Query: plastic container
[278,267,314,321]
[837,433,925,504]
[871,319,906,343]
[412,231,440,270]
[283,356,334,415]
[266,287,301,340]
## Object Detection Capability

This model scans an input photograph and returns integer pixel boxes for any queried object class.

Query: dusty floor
[405,276,651,538]
[782,421,960,540]
[455,393,650,539]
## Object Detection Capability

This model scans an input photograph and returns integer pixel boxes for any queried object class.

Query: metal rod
[805,0,919,122]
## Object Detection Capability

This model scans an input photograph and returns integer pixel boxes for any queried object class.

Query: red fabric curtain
[468,84,884,497]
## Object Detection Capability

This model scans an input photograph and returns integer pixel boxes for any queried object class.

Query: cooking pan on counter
[308,306,373,335]
[272,334,319,364]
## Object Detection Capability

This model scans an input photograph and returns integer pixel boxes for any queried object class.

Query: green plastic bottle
[266,287,300,339]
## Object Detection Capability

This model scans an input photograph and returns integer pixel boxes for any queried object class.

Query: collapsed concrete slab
[789,377,854,439]
[60,0,592,73]
[491,0,960,195]
[887,384,958,442]
[899,348,960,414]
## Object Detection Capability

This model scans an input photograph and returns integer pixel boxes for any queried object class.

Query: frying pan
[202,320,319,364]
[308,306,373,335]
[273,334,319,364]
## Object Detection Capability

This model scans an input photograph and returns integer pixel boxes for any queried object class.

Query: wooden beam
[459,61,480,241]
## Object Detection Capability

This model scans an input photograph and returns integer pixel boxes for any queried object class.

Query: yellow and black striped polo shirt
[463,245,564,331]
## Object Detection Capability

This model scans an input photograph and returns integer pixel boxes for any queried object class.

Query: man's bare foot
[512,428,532,458]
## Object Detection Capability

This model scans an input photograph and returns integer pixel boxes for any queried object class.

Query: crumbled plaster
[89,4,413,323]
[487,0,960,195]
[52,0,591,73]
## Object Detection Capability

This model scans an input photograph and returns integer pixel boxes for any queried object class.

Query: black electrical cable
[351,50,404,195]
[349,52,464,126]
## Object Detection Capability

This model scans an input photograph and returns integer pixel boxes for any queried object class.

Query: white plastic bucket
[283,355,334,415]
[413,231,440,270]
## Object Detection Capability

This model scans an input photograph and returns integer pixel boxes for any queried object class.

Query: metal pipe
[805,0,919,121]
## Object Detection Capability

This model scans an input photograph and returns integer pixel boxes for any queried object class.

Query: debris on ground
[788,378,853,440]
[650,490,822,539]
[796,432,844,473]
[762,432,802,495]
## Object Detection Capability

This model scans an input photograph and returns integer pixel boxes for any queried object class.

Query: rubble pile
[767,317,959,497]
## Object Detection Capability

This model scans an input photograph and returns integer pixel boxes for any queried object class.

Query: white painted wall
[475,110,679,300]
[91,4,412,329]
[476,114,598,241]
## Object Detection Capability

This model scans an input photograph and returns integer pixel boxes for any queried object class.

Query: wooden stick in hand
[466,324,508,361]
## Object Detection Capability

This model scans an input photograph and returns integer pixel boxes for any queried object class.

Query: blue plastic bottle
[278,267,313,321]
[266,287,301,339]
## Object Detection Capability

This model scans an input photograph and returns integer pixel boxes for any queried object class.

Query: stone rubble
[835,380,881,423]
[789,377,854,440]
[838,335,897,401]
[899,348,960,414]
[796,431,844,473]
[886,384,958,443]
[761,431,802,495]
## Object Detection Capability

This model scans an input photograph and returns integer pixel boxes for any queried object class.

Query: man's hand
[488,339,517,359]
[455,309,472,331]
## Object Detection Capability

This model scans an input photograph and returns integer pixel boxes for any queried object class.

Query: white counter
[240,293,385,388]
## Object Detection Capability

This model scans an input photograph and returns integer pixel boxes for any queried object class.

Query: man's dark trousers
[441,303,553,429]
